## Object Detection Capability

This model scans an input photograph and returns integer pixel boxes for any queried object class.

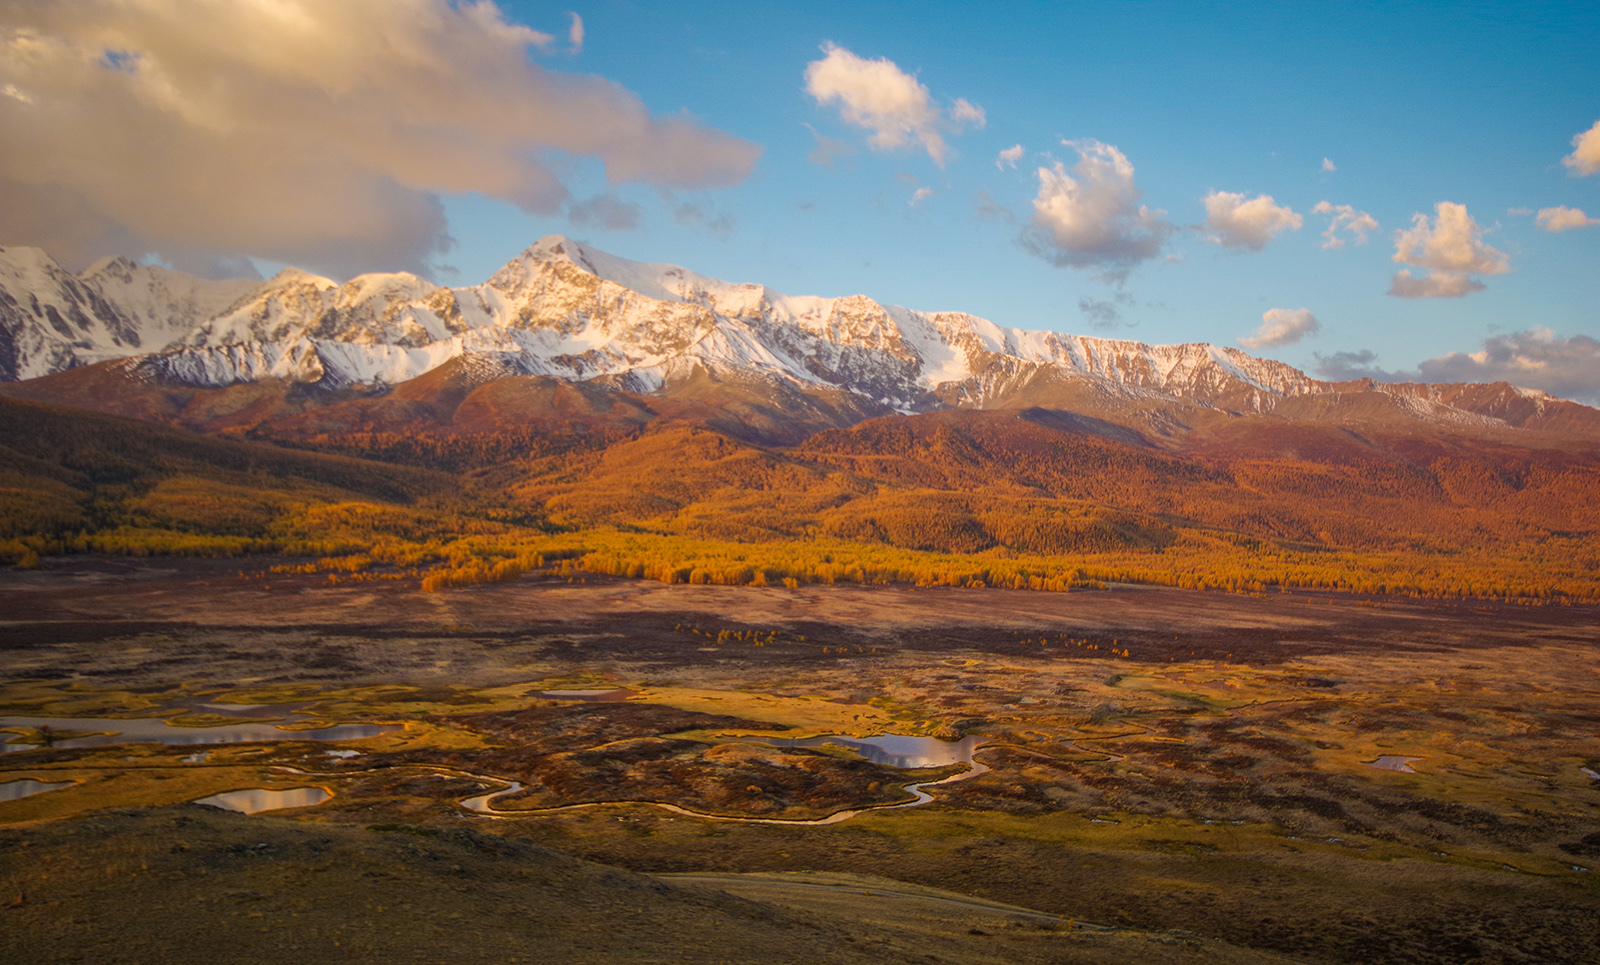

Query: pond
[0,778,76,802]
[1366,755,1425,773]
[192,787,332,815]
[755,733,985,769]
[0,714,396,752]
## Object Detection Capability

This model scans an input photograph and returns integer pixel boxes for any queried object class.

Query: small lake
[0,778,76,802]
[0,714,395,752]
[1366,755,1425,773]
[756,733,985,769]
[193,787,332,814]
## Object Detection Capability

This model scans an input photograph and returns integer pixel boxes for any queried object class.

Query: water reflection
[193,787,332,814]
[756,734,984,769]
[0,715,395,752]
[1366,755,1425,773]
[0,778,75,802]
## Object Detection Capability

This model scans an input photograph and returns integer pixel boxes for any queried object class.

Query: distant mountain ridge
[0,237,1592,439]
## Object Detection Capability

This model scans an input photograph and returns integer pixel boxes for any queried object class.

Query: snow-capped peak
[0,239,1581,432]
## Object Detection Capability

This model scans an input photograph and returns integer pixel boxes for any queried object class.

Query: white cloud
[1311,201,1377,249]
[950,98,986,128]
[1239,308,1319,349]
[1536,205,1599,231]
[909,186,933,206]
[0,0,759,277]
[1020,140,1173,275]
[1387,202,1507,298]
[1387,269,1484,298]
[1321,157,1336,172]
[567,193,641,231]
[567,12,584,52]
[1318,331,1600,405]
[1563,118,1600,176]
[803,43,981,166]
[1203,190,1302,250]
[996,144,1023,169]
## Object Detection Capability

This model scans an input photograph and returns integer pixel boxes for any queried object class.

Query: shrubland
[2,396,1597,604]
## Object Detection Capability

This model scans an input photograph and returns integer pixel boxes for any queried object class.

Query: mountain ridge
[0,238,1593,443]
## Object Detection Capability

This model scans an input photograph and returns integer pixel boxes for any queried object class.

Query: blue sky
[2,0,1597,397]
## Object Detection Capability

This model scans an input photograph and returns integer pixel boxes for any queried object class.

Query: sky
[2,0,1598,401]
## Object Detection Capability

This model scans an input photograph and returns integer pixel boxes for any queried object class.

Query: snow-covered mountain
[0,237,1581,434]
[0,246,260,382]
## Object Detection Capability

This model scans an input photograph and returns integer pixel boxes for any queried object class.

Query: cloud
[1536,205,1599,231]
[1311,201,1377,249]
[805,124,857,167]
[673,200,735,237]
[1203,190,1302,250]
[1387,269,1484,298]
[1313,349,1389,382]
[803,43,981,166]
[1563,118,1600,176]
[567,193,641,231]
[996,144,1023,169]
[1417,329,1600,404]
[567,12,584,52]
[1321,157,1336,173]
[1387,202,1507,298]
[909,186,933,206]
[1317,331,1600,405]
[0,0,759,278]
[1239,308,1319,349]
[950,98,986,128]
[1078,292,1134,331]
[1020,140,1173,278]
[974,189,1015,224]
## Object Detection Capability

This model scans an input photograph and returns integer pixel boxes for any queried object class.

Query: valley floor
[2,558,1599,964]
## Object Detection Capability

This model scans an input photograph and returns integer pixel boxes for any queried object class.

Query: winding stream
[277,734,992,826]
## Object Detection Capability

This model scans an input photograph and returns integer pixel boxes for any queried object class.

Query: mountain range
[3,237,1596,445]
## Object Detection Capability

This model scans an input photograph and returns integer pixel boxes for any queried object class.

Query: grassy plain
[2,557,1598,964]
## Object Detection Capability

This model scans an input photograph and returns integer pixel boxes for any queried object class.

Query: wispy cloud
[1078,290,1135,330]
[1203,190,1302,250]
[805,124,858,167]
[1321,157,1336,173]
[567,12,584,53]
[0,0,758,277]
[1312,201,1377,249]
[567,193,642,231]
[1020,140,1173,280]
[996,144,1023,169]
[803,43,983,166]
[1387,202,1507,298]
[673,200,735,237]
[1239,308,1319,349]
